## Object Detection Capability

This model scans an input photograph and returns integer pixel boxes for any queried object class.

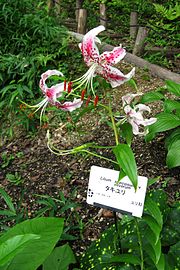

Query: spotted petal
[39,69,63,94]
[55,98,83,112]
[100,46,126,65]
[46,83,64,104]
[79,25,105,66]
[98,65,135,88]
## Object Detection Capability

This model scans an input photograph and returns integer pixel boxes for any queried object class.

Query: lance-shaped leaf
[140,91,165,103]
[166,140,180,168]
[113,144,138,190]
[166,80,180,97]
[143,214,161,244]
[144,196,163,229]
[148,113,180,134]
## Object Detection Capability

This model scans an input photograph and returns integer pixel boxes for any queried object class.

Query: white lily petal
[135,104,151,113]
[81,26,105,66]
[100,45,126,65]
[128,118,140,135]
[55,98,83,112]
[122,93,142,106]
[84,25,105,41]
[99,65,135,88]
[142,118,157,126]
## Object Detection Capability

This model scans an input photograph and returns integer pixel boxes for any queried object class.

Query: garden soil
[0,66,179,256]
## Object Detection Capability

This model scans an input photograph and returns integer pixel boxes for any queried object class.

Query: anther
[86,96,91,106]
[68,82,73,93]
[81,89,86,100]
[94,95,99,106]
[64,80,67,91]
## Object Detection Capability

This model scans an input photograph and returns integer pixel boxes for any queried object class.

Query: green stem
[135,218,144,270]
[108,102,119,146]
[82,150,118,165]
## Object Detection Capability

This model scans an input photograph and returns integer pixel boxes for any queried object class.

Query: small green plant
[5,172,24,186]
[35,190,78,217]
[1,152,15,168]
[0,188,28,231]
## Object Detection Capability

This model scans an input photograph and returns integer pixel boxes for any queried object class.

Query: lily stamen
[86,96,91,106]
[94,95,99,106]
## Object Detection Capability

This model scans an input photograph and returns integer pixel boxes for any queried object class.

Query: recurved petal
[135,104,151,113]
[41,70,63,79]
[80,25,105,65]
[142,117,157,126]
[122,93,142,106]
[47,83,64,100]
[99,65,135,88]
[100,46,126,65]
[55,98,83,112]
[39,69,64,93]
[128,118,140,135]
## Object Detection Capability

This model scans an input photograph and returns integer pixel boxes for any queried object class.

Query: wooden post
[76,0,82,22]
[55,0,61,15]
[47,0,54,14]
[77,9,87,34]
[130,11,138,39]
[100,3,107,28]
[133,27,148,56]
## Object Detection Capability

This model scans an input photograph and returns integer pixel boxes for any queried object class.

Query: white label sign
[87,166,148,218]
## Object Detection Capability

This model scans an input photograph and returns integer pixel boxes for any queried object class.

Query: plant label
[87,166,148,218]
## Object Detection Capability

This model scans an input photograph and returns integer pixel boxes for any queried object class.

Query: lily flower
[24,70,83,121]
[122,93,157,135]
[76,25,135,92]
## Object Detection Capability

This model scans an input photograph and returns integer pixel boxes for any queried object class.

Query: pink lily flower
[78,25,135,90]
[122,93,157,135]
[24,70,83,121]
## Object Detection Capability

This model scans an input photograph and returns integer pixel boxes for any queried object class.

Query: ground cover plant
[0,1,180,270]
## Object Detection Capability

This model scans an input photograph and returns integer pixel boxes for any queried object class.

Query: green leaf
[140,91,165,103]
[121,123,133,146]
[145,228,161,264]
[161,204,180,246]
[0,234,40,267]
[109,254,141,265]
[144,243,156,264]
[156,254,165,270]
[0,189,16,214]
[166,140,180,168]
[0,217,64,270]
[144,196,163,229]
[148,113,180,134]
[164,99,180,115]
[43,244,76,270]
[127,79,138,91]
[113,144,138,190]
[143,214,161,244]
[147,177,160,186]
[166,80,180,97]
[0,210,16,217]
[165,128,180,150]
